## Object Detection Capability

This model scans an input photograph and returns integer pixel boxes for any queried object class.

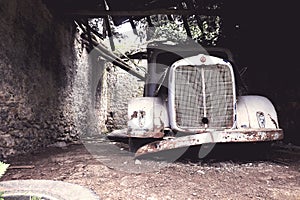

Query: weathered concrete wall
[0,0,81,158]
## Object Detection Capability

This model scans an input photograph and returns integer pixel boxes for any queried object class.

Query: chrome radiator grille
[173,64,234,129]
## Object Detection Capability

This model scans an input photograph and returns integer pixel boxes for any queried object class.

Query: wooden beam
[129,18,138,35]
[182,15,192,38]
[80,34,145,80]
[66,9,219,17]
[85,20,94,50]
[146,16,154,40]
[146,16,153,27]
[102,0,115,50]
[181,1,192,39]
[167,15,173,21]
[88,24,104,40]
[104,16,115,51]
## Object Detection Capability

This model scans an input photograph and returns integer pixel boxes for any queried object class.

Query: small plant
[0,161,9,179]
[30,196,42,200]
[0,161,9,200]
[0,192,4,200]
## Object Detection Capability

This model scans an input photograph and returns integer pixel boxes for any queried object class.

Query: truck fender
[236,95,279,129]
[127,97,169,138]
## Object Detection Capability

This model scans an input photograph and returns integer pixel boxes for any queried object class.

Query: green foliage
[148,15,188,42]
[108,14,222,55]
[87,9,222,54]
[0,191,4,200]
[30,196,42,200]
[132,14,221,46]
[189,15,221,46]
[0,161,9,179]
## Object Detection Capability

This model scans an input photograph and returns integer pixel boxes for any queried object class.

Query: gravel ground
[1,141,300,200]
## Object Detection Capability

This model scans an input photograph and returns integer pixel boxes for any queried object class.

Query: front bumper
[135,128,283,157]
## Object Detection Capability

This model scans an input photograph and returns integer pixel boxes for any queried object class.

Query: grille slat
[174,65,234,129]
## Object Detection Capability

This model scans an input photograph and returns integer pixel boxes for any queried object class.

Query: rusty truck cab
[127,41,283,156]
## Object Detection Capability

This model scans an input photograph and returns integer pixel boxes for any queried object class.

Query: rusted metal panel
[135,129,283,157]
[236,96,279,129]
[127,129,165,138]
[127,97,168,138]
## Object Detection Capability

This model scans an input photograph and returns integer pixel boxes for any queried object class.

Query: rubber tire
[0,180,100,200]
[128,138,145,152]
[128,138,159,153]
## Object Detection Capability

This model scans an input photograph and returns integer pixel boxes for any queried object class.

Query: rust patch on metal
[145,131,164,138]
[268,114,278,129]
[130,111,138,120]
[229,129,283,142]
[140,110,146,118]
[128,131,164,139]
[135,129,284,157]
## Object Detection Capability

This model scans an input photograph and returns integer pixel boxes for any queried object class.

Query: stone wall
[0,0,82,158]
[99,63,144,132]
[0,0,144,158]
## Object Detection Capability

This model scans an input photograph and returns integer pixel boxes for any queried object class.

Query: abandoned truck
[123,42,283,157]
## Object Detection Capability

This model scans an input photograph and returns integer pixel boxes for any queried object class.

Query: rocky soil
[1,141,300,200]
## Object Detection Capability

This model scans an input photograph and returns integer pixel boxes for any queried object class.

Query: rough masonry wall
[104,64,144,132]
[94,61,144,133]
[0,0,80,158]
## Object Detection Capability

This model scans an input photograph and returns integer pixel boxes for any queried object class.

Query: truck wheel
[0,180,99,200]
[129,138,143,152]
[253,142,273,159]
[128,138,158,153]
[235,142,273,160]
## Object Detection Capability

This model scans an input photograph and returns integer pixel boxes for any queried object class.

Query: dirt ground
[1,139,300,200]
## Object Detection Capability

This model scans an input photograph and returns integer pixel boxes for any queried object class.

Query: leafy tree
[134,14,221,46]
[87,12,222,55]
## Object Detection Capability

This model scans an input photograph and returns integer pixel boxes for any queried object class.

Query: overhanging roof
[44,0,221,25]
